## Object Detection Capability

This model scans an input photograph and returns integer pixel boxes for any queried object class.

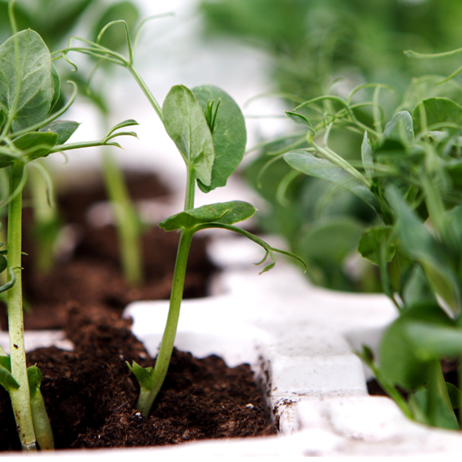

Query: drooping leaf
[192,85,246,192]
[383,111,414,145]
[0,30,54,132]
[284,150,380,214]
[159,201,254,231]
[0,358,19,393]
[386,186,461,316]
[162,85,214,187]
[413,97,462,134]
[13,131,58,162]
[358,226,395,265]
[39,120,79,144]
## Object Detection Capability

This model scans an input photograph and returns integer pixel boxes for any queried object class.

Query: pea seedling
[61,18,305,416]
[274,69,462,428]
[0,0,137,450]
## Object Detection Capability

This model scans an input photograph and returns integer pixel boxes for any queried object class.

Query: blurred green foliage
[201,0,462,292]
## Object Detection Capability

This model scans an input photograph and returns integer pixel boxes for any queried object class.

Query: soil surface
[2,170,217,330]
[0,303,275,451]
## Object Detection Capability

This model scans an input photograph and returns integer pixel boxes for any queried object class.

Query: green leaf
[0,254,6,274]
[383,111,414,144]
[213,201,256,225]
[285,111,312,128]
[127,361,154,390]
[361,131,374,181]
[0,359,19,392]
[162,85,214,186]
[159,201,254,231]
[380,304,462,390]
[50,64,61,111]
[0,30,54,132]
[284,150,380,214]
[446,382,462,410]
[386,187,460,316]
[192,85,247,193]
[27,365,54,450]
[39,120,79,144]
[358,226,395,265]
[27,365,42,398]
[413,98,462,134]
[13,131,59,162]
[409,387,459,430]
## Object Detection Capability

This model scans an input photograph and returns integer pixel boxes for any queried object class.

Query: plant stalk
[101,150,143,287]
[7,162,36,450]
[136,228,194,415]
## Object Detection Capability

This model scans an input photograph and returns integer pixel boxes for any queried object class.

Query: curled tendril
[0,267,19,294]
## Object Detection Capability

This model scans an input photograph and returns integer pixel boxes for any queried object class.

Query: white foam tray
[4,235,462,458]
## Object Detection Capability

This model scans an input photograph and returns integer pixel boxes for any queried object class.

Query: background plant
[198,0,462,292]
[0,0,145,286]
[265,44,462,427]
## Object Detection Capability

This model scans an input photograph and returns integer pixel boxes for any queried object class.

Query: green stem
[29,167,58,275]
[136,229,194,415]
[127,66,163,121]
[137,166,197,415]
[101,150,143,287]
[7,162,36,450]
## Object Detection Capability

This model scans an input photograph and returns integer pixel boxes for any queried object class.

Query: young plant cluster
[264,52,462,428]
[0,1,305,451]
[0,1,137,450]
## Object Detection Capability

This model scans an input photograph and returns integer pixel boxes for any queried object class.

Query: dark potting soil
[0,303,275,451]
[3,170,218,330]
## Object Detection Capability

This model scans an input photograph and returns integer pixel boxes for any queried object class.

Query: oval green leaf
[162,85,214,187]
[39,120,80,144]
[159,201,255,231]
[193,85,247,193]
[0,30,54,132]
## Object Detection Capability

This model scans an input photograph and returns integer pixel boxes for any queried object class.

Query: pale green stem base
[136,229,193,415]
[7,163,36,450]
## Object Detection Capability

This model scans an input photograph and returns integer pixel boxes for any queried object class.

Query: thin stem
[127,66,162,121]
[101,150,143,287]
[136,229,194,415]
[7,162,36,450]
[184,165,196,211]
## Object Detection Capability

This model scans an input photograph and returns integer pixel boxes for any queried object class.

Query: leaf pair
[162,84,246,193]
